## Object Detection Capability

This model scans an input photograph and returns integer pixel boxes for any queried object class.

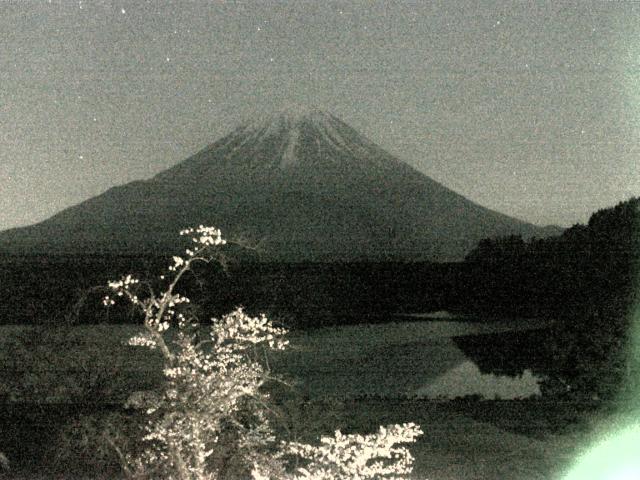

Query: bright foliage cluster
[283,424,423,480]
[105,226,422,479]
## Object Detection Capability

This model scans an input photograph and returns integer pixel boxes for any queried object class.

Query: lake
[270,315,552,400]
[0,315,552,403]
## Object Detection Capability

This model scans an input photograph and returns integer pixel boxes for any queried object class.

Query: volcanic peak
[0,105,563,261]
[227,106,359,169]
[254,103,328,123]
[240,105,335,137]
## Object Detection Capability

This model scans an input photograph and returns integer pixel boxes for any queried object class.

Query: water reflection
[452,329,551,378]
[272,319,550,399]
[415,327,549,399]
[415,360,541,400]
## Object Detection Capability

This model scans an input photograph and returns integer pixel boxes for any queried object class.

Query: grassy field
[0,320,613,479]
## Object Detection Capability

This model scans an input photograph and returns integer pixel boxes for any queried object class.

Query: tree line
[460,197,640,400]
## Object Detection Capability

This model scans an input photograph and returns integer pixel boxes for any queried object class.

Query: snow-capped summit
[0,109,561,261]
[252,103,328,123]
[231,106,357,168]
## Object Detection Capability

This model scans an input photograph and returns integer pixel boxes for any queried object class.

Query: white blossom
[286,424,423,480]
[104,227,421,480]
[102,295,115,306]
[127,333,158,349]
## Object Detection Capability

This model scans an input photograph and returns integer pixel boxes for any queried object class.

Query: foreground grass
[0,397,607,479]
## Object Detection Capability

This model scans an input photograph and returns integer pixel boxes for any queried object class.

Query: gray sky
[2,0,639,230]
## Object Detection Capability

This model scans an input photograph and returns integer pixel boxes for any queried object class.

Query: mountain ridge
[0,109,563,261]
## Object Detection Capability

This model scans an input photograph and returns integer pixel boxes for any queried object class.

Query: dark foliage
[0,403,140,478]
[461,197,640,400]
[0,256,464,328]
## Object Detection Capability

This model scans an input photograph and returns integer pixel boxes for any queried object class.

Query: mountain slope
[0,109,562,261]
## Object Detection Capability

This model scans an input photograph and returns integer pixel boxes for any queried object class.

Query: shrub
[4,325,127,403]
[105,226,422,479]
[46,410,143,476]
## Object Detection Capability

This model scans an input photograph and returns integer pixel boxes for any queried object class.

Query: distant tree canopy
[466,200,639,274]
[464,235,527,266]
[461,197,640,400]
[462,197,639,313]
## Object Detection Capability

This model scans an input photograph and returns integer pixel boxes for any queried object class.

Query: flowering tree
[105,226,422,479]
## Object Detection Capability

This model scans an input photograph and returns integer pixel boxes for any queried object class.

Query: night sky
[2,1,639,230]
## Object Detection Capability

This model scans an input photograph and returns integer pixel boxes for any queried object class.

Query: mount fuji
[0,108,561,261]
